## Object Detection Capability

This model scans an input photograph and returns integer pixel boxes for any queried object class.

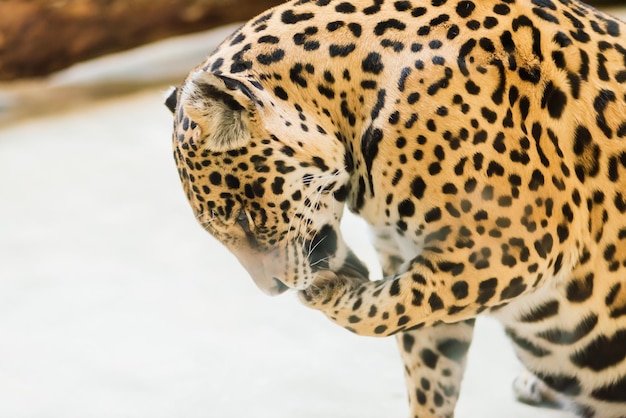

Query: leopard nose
[271,277,289,295]
[243,263,285,296]
[230,249,288,296]
[249,273,288,296]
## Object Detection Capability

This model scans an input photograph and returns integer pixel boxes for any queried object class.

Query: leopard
[165,0,626,416]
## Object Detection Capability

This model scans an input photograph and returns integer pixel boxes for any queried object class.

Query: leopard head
[166,70,368,295]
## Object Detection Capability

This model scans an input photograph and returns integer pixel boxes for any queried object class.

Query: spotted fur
[167,1,626,416]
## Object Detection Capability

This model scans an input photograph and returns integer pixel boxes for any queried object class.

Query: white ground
[10,9,626,415]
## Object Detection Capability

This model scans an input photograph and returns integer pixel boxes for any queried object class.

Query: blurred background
[0,1,624,418]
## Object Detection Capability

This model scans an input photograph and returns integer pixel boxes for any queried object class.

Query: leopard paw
[299,270,353,308]
[513,369,567,409]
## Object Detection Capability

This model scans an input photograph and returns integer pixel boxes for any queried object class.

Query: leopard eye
[236,210,252,234]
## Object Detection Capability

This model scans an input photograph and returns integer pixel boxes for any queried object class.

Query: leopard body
[166,1,626,416]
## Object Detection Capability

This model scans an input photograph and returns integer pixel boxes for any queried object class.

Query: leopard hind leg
[513,369,574,411]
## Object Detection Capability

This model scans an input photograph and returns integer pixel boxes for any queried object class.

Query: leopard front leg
[302,216,579,337]
[378,228,475,418]
[397,321,474,418]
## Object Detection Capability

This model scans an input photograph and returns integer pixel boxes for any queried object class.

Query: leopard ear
[180,71,256,152]
[164,86,178,114]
